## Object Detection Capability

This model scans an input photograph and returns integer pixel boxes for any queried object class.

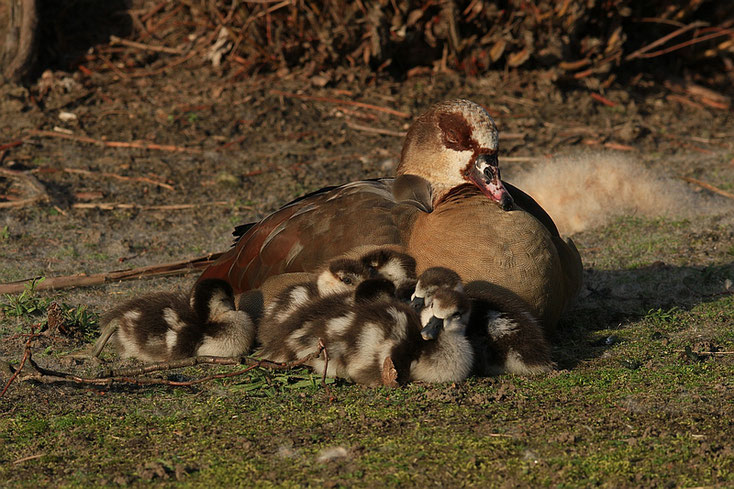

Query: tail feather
[509,153,727,235]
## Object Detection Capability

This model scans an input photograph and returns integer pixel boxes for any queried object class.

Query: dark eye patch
[437,112,474,151]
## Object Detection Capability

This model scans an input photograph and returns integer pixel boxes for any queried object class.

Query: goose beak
[410,296,425,310]
[420,316,443,340]
[467,154,514,211]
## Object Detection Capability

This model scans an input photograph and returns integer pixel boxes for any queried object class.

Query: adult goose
[199,99,582,331]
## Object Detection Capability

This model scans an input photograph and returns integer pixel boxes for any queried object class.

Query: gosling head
[354,278,397,303]
[411,267,463,311]
[420,288,471,341]
[316,258,370,296]
[359,248,417,288]
[191,279,236,322]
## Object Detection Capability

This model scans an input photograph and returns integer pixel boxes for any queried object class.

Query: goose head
[411,266,462,311]
[420,287,471,340]
[316,258,370,296]
[191,279,236,322]
[397,99,513,210]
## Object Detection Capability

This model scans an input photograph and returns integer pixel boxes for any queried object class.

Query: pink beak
[467,154,514,211]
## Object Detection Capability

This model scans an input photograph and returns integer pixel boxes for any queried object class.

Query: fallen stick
[12,454,44,465]
[109,34,185,55]
[270,89,411,118]
[0,326,39,397]
[98,356,306,378]
[130,49,199,78]
[0,140,23,151]
[27,129,203,155]
[0,252,223,295]
[672,350,734,354]
[346,121,405,137]
[626,21,708,60]
[591,93,616,107]
[680,176,734,200]
[635,30,734,60]
[32,166,174,191]
[604,142,636,151]
[96,54,130,80]
[71,201,243,211]
[7,351,329,391]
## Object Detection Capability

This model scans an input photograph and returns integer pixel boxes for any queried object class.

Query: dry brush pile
[30,0,732,98]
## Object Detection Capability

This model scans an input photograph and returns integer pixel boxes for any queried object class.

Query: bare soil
[1,54,733,487]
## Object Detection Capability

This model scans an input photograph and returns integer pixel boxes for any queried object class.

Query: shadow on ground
[554,262,734,368]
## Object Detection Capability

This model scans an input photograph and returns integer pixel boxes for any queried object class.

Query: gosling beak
[420,316,443,340]
[410,296,425,310]
[467,153,514,211]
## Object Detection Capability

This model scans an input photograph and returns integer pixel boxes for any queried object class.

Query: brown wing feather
[199,179,418,293]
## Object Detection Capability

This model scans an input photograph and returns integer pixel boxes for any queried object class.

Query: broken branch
[346,121,405,137]
[71,201,243,211]
[109,34,186,55]
[0,252,223,295]
[33,167,174,191]
[0,325,39,397]
[270,90,411,118]
[27,130,203,155]
[680,176,734,200]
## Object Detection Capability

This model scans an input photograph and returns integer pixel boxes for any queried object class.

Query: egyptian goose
[92,279,255,362]
[257,269,473,386]
[199,99,582,331]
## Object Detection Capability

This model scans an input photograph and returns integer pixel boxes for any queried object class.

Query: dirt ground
[1,52,733,487]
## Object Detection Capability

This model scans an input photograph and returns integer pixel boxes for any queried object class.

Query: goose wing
[199,179,421,293]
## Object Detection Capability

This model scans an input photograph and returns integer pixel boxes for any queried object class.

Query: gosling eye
[342,276,353,285]
[451,312,462,320]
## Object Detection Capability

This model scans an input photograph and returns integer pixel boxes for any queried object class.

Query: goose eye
[342,276,353,285]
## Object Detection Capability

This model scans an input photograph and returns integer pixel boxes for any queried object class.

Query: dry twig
[346,121,405,137]
[0,140,23,151]
[270,90,411,118]
[7,350,332,392]
[0,253,223,295]
[71,201,242,211]
[109,34,185,55]
[626,21,708,60]
[33,167,174,191]
[27,130,203,155]
[0,325,40,398]
[680,176,734,200]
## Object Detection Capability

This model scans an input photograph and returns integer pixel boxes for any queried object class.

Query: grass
[1,217,733,487]
[1,279,99,342]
